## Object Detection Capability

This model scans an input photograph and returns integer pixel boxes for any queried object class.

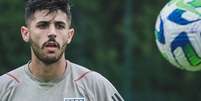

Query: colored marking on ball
[155,17,165,44]
[176,0,201,16]
[171,32,201,66]
[188,0,201,8]
[168,9,200,25]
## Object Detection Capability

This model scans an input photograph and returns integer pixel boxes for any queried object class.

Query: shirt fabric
[0,61,124,101]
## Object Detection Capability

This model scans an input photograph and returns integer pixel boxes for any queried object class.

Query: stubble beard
[29,38,67,65]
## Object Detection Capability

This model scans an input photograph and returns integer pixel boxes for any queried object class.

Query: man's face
[21,10,74,64]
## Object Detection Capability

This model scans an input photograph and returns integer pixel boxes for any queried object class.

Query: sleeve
[76,71,124,101]
[91,72,124,101]
[0,75,18,101]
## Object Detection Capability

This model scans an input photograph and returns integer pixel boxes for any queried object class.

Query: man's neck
[29,57,67,81]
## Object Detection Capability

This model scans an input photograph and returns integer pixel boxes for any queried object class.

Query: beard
[29,37,67,65]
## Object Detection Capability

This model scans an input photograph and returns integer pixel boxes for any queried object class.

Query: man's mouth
[43,41,60,49]
[42,42,60,54]
[45,43,58,48]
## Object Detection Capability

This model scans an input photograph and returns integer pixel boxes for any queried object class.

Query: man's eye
[37,23,48,29]
[56,24,65,29]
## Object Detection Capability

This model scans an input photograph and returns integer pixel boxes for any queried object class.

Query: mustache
[42,37,60,49]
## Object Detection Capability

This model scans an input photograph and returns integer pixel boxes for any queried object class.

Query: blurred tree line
[1,0,201,101]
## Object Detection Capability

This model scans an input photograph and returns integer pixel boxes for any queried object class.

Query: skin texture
[21,10,74,81]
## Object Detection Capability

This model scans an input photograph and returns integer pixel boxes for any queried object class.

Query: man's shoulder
[0,64,26,89]
[69,61,110,86]
[69,62,124,101]
[69,62,104,82]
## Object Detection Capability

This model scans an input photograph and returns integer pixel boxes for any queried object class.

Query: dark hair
[25,0,71,25]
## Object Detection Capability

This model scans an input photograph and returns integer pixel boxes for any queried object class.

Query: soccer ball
[155,0,201,71]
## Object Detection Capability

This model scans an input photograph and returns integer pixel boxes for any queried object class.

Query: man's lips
[44,43,58,53]
[45,43,57,47]
[42,41,60,49]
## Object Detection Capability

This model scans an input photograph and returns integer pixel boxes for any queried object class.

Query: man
[0,0,124,101]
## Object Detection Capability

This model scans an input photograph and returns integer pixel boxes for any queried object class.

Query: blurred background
[1,0,201,101]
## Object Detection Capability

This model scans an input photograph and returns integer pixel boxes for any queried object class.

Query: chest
[9,80,87,101]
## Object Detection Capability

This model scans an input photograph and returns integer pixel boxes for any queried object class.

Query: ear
[66,28,75,44]
[21,26,30,42]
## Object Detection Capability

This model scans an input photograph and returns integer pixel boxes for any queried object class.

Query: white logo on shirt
[64,98,85,101]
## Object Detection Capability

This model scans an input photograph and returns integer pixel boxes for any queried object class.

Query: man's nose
[48,25,57,38]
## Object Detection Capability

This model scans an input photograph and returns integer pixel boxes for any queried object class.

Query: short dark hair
[25,0,72,25]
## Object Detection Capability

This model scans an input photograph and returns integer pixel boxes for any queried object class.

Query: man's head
[25,0,72,26]
[21,0,74,65]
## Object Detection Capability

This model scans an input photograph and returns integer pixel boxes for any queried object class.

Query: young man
[0,0,124,101]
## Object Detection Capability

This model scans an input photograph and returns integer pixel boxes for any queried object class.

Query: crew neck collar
[24,60,70,85]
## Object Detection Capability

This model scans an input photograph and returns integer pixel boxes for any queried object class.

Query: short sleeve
[91,72,124,101]
[0,74,18,101]
[75,71,124,101]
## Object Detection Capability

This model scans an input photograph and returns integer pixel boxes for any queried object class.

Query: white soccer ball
[155,0,201,71]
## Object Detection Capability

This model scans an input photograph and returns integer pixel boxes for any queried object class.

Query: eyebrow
[36,21,49,24]
[36,21,66,25]
[55,21,66,25]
